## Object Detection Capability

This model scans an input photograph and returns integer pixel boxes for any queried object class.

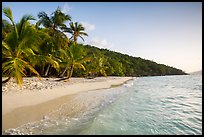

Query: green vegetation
[2,7,41,86]
[81,45,187,77]
[2,6,187,86]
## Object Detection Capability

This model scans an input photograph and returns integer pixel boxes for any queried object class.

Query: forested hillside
[72,44,187,77]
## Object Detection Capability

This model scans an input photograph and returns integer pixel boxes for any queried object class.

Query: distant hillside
[190,70,202,75]
[73,44,187,77]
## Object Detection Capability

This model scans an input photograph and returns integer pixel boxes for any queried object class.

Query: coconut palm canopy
[64,22,88,43]
[2,7,40,86]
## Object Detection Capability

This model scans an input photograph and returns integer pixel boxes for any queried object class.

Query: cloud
[62,3,71,14]
[81,21,95,32]
[87,37,114,49]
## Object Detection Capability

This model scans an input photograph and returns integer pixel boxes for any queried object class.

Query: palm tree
[2,7,41,86]
[96,56,108,77]
[65,22,88,44]
[65,44,91,80]
[37,7,71,76]
[57,41,73,77]
[29,27,61,76]
[37,7,71,47]
[59,22,88,77]
[86,53,108,77]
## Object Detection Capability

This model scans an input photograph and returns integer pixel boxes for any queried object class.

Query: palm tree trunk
[67,64,74,79]
[44,64,51,77]
[60,64,69,77]
[74,35,77,45]
[2,77,11,84]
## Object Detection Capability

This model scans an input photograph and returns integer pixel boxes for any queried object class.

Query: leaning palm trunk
[58,64,73,82]
[67,64,74,79]
[44,64,51,76]
[59,64,69,77]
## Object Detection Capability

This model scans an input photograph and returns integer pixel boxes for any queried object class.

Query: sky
[2,2,202,73]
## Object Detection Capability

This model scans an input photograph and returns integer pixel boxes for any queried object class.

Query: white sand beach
[2,77,133,132]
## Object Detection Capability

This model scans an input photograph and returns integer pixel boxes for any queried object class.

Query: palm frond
[18,58,40,77]
[45,56,60,70]
[74,63,86,71]
[4,30,18,52]
[79,32,88,36]
[3,7,15,26]
[79,35,85,41]
[17,14,35,40]
[38,11,52,28]
[2,19,12,34]
[2,41,12,53]
[3,7,19,40]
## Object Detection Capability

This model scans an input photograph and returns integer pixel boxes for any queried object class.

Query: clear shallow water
[5,75,202,135]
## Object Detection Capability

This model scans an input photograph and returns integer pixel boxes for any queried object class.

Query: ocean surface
[7,75,202,135]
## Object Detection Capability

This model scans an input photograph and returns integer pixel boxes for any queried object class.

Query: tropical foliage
[2,6,187,86]
[36,7,71,76]
[65,43,91,80]
[2,7,41,86]
[65,22,88,43]
[82,45,187,77]
[37,7,71,48]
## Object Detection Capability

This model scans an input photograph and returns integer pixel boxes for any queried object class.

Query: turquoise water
[8,75,202,135]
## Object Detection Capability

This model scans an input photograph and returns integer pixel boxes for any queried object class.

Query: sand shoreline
[2,77,133,132]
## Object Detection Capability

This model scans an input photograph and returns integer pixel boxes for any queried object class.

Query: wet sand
[2,77,133,132]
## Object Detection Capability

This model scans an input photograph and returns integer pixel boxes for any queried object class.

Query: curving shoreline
[2,76,133,132]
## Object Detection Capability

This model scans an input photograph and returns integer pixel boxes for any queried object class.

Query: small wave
[123,82,134,87]
[72,118,79,121]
